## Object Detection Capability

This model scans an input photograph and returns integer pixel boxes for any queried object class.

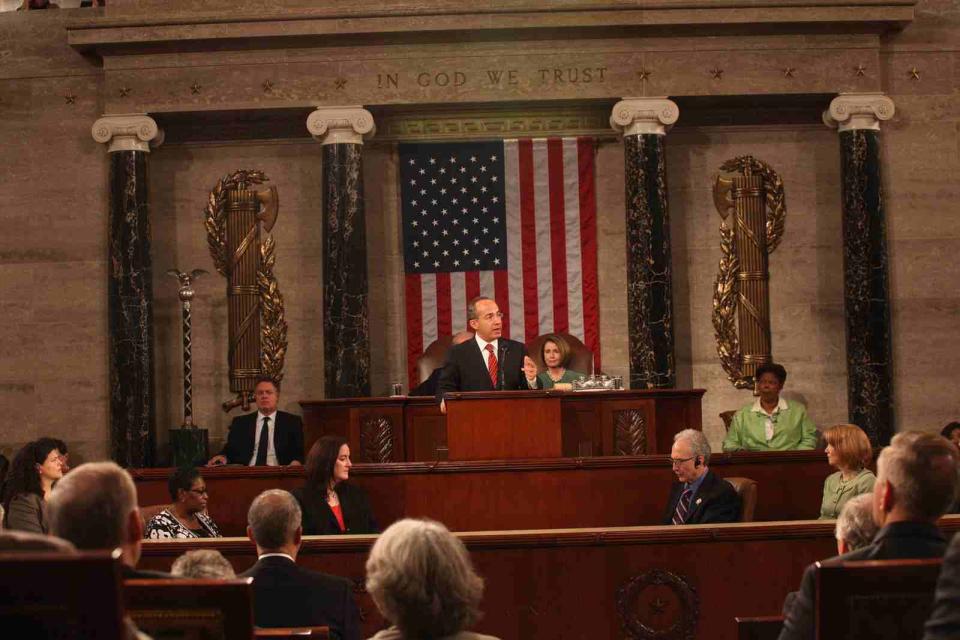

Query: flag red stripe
[518,139,540,340]
[547,138,569,333]
[405,274,423,389]
[494,269,510,339]
[577,137,601,372]
[436,272,452,338]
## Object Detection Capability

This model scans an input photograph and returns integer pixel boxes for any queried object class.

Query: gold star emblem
[190,82,202,94]
[334,78,348,90]
[262,80,274,93]
[636,69,652,81]
[710,67,723,80]
[854,64,866,77]
[64,93,77,105]
[782,67,796,78]
[118,86,131,97]
[908,67,920,80]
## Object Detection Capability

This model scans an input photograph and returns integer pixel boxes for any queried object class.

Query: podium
[444,391,563,459]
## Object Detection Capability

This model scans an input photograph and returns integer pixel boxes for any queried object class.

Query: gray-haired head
[834,494,878,552]
[673,429,712,466]
[366,518,484,638]
[47,461,138,551]
[876,431,959,522]
[171,549,237,579]
[247,489,301,551]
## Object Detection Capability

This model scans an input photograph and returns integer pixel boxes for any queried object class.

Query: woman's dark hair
[306,436,348,492]
[167,466,202,501]
[2,439,61,511]
[941,422,960,440]
[754,363,788,385]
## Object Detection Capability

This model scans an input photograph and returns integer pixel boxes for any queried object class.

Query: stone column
[823,93,896,445]
[91,114,163,466]
[610,98,679,389]
[307,107,375,397]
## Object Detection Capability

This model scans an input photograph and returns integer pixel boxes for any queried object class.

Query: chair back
[735,616,783,640]
[139,503,167,528]
[0,549,125,639]
[720,410,737,432]
[815,558,942,640]
[526,333,594,376]
[724,476,757,522]
[416,335,454,384]
[125,578,255,640]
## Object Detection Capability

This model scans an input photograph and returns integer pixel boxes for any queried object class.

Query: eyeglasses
[669,456,695,467]
[188,488,208,496]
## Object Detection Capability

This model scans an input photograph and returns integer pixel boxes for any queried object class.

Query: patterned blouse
[145,509,221,540]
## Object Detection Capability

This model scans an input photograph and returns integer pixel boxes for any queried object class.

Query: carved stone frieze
[92,114,163,153]
[360,416,394,463]
[610,98,679,137]
[617,569,699,640]
[822,93,895,132]
[307,106,376,145]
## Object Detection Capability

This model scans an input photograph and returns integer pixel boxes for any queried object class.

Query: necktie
[255,416,270,466]
[672,488,693,525]
[485,343,498,389]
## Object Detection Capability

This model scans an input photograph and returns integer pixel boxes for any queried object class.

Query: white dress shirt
[249,410,279,466]
[474,334,499,370]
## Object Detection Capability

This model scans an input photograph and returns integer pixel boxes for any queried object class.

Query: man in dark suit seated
[779,431,959,640]
[240,489,359,640]
[46,461,171,579]
[924,527,960,639]
[207,375,304,467]
[662,429,740,525]
[436,296,540,413]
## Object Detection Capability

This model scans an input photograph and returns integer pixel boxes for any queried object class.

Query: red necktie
[485,343,498,388]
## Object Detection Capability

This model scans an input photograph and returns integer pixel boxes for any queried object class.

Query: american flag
[401,137,600,388]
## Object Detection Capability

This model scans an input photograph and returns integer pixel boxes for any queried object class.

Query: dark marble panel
[839,129,893,445]
[108,151,156,467]
[322,143,371,397]
[625,134,676,389]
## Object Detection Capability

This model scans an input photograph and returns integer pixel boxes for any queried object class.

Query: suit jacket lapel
[686,471,715,521]
[468,340,494,390]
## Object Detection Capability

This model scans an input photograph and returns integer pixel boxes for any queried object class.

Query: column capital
[307,106,376,145]
[91,114,163,153]
[823,93,895,132]
[610,97,679,136]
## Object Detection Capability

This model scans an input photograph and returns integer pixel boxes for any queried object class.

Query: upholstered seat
[724,476,758,522]
[416,335,455,384]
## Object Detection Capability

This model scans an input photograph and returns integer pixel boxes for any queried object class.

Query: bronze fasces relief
[711,156,786,390]
[204,170,288,412]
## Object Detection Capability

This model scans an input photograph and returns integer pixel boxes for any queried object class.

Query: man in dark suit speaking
[436,296,540,412]
[207,375,304,466]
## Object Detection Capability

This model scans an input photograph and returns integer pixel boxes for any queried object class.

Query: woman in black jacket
[293,435,378,535]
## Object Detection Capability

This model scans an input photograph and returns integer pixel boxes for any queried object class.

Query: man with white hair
[46,461,169,579]
[834,493,878,554]
[240,489,359,640]
[778,431,959,640]
[661,429,740,525]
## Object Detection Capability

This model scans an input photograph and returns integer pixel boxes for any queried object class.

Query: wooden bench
[816,557,943,640]
[735,615,783,640]
[0,550,126,639]
[124,578,255,640]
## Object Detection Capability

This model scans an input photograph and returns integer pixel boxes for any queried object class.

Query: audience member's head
[873,431,959,527]
[940,422,960,449]
[824,424,873,472]
[166,466,209,515]
[305,436,351,492]
[247,489,302,556]
[670,429,711,484]
[36,437,70,473]
[754,362,787,405]
[834,494,878,554]
[46,462,143,568]
[366,518,484,639]
[2,439,63,510]
[171,549,236,579]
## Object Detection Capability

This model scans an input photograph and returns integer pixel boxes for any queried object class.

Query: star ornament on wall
[854,64,866,77]
[636,69,652,81]
[908,67,921,80]
[190,82,202,95]
[709,67,724,80]
[119,87,131,97]
[335,78,348,90]
[782,67,796,78]
[63,93,77,104]
[262,80,274,93]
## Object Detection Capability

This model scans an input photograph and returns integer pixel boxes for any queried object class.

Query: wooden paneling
[136,517,960,640]
[133,451,833,537]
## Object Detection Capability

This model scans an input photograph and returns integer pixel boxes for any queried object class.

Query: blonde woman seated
[537,334,586,389]
[366,518,499,640]
[819,423,876,520]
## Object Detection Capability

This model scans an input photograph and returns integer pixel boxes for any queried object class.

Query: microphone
[498,343,508,390]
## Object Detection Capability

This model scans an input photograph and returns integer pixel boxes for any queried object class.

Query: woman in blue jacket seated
[293,435,378,535]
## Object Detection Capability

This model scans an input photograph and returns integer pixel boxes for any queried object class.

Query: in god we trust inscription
[375,66,608,90]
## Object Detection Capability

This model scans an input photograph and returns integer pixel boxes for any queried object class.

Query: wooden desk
[300,388,705,462]
[133,450,833,536]
[136,517,960,640]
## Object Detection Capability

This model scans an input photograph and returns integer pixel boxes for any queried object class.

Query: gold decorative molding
[306,106,375,145]
[375,105,613,142]
[91,114,162,153]
[823,93,895,132]
[610,97,679,137]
